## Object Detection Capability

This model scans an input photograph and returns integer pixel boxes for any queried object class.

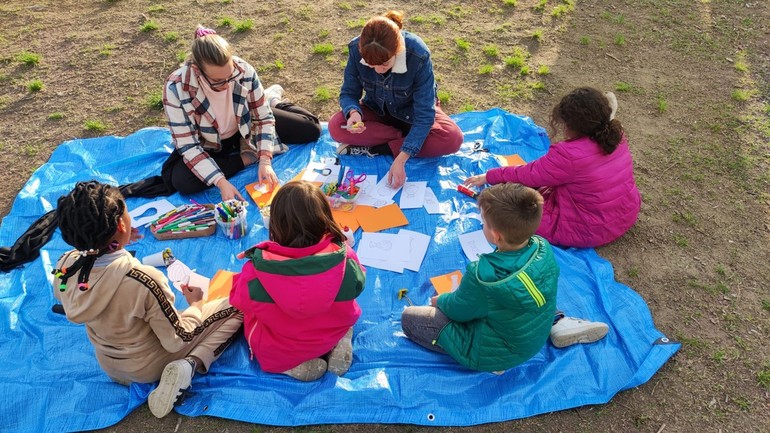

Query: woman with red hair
[329,11,463,188]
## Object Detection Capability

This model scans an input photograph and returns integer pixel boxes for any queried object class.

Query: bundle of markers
[214,199,249,240]
[152,203,216,234]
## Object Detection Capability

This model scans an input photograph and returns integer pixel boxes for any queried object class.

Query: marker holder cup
[215,200,249,240]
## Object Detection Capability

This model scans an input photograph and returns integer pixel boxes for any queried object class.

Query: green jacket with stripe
[436,235,558,371]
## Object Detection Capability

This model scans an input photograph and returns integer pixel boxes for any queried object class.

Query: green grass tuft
[145,90,163,110]
[537,65,550,75]
[478,64,494,75]
[437,90,451,105]
[313,86,332,102]
[482,45,499,57]
[454,38,470,51]
[139,20,159,32]
[312,43,334,55]
[27,79,44,92]
[163,32,179,42]
[233,19,253,33]
[84,120,107,133]
[15,51,41,66]
[48,112,64,120]
[615,82,632,92]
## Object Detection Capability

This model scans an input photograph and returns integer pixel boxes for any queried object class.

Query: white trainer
[550,317,609,348]
[264,84,285,107]
[605,91,618,120]
[327,328,354,376]
[148,359,193,418]
[336,143,377,157]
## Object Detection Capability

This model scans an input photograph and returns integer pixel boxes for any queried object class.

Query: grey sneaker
[148,359,193,418]
[336,143,376,157]
[605,91,618,120]
[264,84,285,107]
[282,358,328,381]
[550,317,609,348]
[327,328,354,376]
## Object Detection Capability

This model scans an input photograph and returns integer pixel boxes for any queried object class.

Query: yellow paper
[430,270,463,295]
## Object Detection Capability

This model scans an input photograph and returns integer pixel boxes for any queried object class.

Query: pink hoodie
[486,136,641,248]
[230,236,365,373]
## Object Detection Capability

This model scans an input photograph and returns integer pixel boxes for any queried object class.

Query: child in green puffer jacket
[401,183,608,372]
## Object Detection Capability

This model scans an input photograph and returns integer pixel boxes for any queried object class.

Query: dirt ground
[1,0,769,432]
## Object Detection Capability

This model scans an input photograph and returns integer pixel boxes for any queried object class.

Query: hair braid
[53,181,125,291]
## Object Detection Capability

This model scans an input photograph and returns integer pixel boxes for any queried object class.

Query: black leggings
[161,102,321,195]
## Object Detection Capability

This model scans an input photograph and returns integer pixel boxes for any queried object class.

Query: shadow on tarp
[0,109,678,433]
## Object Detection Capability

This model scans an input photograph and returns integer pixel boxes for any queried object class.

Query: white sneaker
[336,143,376,157]
[327,328,354,376]
[605,91,618,120]
[264,84,285,107]
[282,358,328,381]
[550,317,609,348]
[148,359,193,418]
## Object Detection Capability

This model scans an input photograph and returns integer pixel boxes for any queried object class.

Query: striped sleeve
[243,66,277,158]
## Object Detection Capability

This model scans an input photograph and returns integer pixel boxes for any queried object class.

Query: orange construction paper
[355,204,409,232]
[207,270,236,301]
[430,270,464,295]
[496,154,527,167]
[245,171,306,208]
[332,208,361,232]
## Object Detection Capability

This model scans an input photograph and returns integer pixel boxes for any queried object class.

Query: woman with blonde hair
[162,25,321,201]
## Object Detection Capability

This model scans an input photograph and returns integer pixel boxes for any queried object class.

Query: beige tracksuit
[53,249,243,384]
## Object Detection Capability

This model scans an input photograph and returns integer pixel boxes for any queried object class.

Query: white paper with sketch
[355,175,393,208]
[422,187,446,214]
[356,232,409,272]
[458,230,494,261]
[399,181,427,209]
[397,229,431,272]
[167,259,210,299]
[300,161,341,184]
[129,199,176,227]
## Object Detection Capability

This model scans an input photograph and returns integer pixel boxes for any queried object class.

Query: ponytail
[592,118,624,154]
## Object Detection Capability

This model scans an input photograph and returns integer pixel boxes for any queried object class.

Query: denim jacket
[339,31,437,156]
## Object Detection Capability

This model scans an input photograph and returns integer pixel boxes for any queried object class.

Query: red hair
[359,10,404,66]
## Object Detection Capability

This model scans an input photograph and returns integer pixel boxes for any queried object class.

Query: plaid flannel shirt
[163,56,277,187]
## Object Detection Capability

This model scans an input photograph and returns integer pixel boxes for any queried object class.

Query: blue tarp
[0,109,679,432]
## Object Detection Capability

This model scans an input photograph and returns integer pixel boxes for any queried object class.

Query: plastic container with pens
[323,168,365,212]
[214,200,249,240]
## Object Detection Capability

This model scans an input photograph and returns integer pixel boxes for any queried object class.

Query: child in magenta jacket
[465,88,641,248]
[230,181,365,381]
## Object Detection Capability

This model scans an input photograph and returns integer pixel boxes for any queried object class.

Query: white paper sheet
[300,161,341,184]
[399,181,428,209]
[423,188,445,214]
[356,175,396,208]
[356,232,410,273]
[458,230,494,260]
[129,199,176,227]
[167,260,210,299]
[398,229,431,272]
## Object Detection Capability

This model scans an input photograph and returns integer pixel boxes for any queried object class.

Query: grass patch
[482,45,499,57]
[730,89,751,102]
[478,64,494,75]
[459,103,475,112]
[616,82,632,92]
[657,94,668,113]
[27,79,44,92]
[579,36,590,45]
[614,34,626,46]
[14,51,41,66]
[437,90,451,105]
[313,86,332,103]
[537,65,550,75]
[761,299,770,312]
[145,90,163,110]
[346,18,366,28]
[672,233,687,247]
[233,19,253,33]
[98,44,116,57]
[163,32,179,42]
[312,43,334,55]
[504,48,528,70]
[318,29,329,39]
[531,29,543,41]
[551,1,575,18]
[218,17,234,27]
[338,2,352,10]
[175,51,186,63]
[503,0,517,6]
[273,60,284,70]
[147,5,165,13]
[533,0,548,12]
[139,20,159,33]
[47,112,64,120]
[454,38,470,51]
[758,363,770,389]
[627,267,639,278]
[84,120,107,133]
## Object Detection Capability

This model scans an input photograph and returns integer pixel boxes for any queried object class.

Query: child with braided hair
[52,181,243,418]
